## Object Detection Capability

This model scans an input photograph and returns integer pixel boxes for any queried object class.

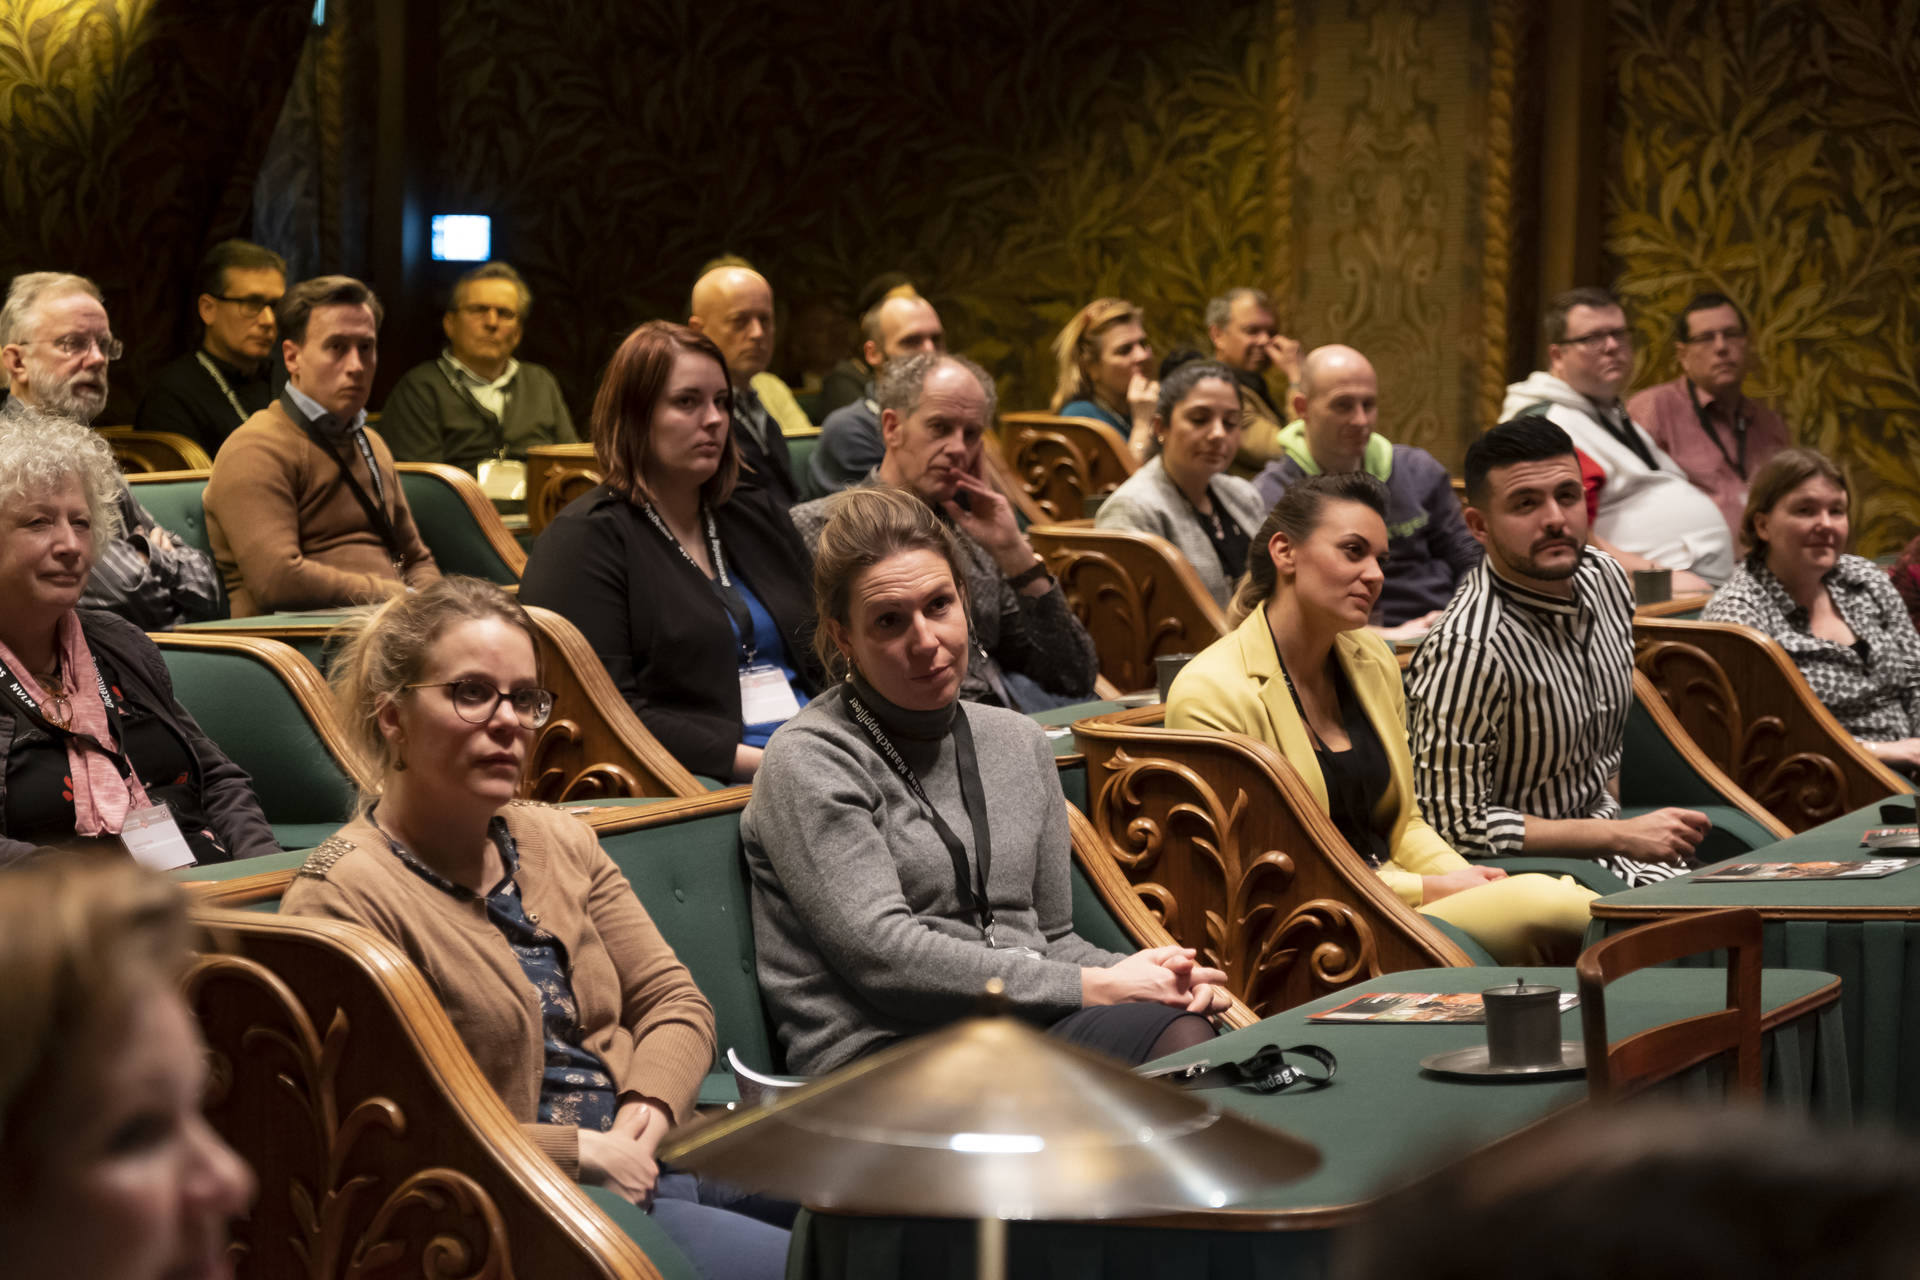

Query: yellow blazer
[1166,609,1469,905]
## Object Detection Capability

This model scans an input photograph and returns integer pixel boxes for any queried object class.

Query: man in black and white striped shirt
[1405,418,1707,887]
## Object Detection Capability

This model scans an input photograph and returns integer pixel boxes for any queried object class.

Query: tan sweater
[278,802,717,1175]
[204,401,440,616]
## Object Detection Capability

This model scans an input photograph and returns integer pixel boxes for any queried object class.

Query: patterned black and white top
[1406,549,1685,887]
[1703,553,1920,744]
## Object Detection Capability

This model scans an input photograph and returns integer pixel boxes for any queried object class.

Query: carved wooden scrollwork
[1091,747,1382,1016]
[525,719,645,803]
[1635,636,1854,830]
[1011,429,1091,522]
[184,953,516,1280]
[534,465,602,531]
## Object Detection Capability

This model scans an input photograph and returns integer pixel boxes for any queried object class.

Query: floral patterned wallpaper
[1606,0,1920,554]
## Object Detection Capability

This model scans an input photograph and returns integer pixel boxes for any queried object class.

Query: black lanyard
[639,500,756,664]
[1585,398,1657,470]
[0,648,136,782]
[1687,380,1748,478]
[845,692,1000,944]
[288,394,406,569]
[1177,479,1250,576]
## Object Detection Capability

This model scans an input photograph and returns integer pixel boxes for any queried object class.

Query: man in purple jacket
[1253,345,1482,641]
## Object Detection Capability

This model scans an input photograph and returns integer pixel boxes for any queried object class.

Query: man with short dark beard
[0,272,221,628]
[1405,417,1707,887]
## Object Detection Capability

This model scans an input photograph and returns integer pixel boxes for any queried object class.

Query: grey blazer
[1093,457,1269,607]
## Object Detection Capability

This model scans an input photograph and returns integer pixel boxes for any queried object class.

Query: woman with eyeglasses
[280,576,792,1280]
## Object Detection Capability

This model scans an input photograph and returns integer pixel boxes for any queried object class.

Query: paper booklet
[1861,826,1920,850]
[1308,991,1579,1024]
[1692,856,1920,883]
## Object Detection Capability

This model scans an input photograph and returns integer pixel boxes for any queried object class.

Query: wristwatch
[1006,559,1053,590]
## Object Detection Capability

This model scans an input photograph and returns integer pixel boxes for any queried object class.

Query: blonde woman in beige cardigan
[279,577,790,1280]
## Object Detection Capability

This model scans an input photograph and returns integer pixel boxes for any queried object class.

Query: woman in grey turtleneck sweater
[741,485,1229,1076]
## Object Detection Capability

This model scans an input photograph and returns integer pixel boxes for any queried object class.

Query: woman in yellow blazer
[1167,472,1594,964]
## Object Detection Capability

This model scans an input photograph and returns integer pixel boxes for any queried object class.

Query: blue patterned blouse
[375,814,619,1131]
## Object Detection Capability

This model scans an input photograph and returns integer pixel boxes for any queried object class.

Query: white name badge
[120,802,197,871]
[477,456,529,502]
[739,663,801,726]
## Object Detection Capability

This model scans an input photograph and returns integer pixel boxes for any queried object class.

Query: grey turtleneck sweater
[740,678,1124,1074]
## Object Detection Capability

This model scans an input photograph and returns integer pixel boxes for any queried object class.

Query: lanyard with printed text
[638,500,756,663]
[845,692,1000,944]
[0,649,135,782]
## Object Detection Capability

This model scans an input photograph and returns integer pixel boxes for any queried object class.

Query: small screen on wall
[432,215,491,262]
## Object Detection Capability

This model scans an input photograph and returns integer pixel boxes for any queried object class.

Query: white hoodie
[1501,371,1734,584]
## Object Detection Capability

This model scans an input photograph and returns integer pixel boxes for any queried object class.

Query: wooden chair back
[1027,524,1227,693]
[523,606,708,799]
[526,442,603,535]
[998,411,1138,522]
[979,440,1050,528]
[1634,617,1911,831]
[98,425,214,472]
[186,906,679,1278]
[149,633,371,847]
[394,461,528,583]
[1576,906,1765,1102]
[1071,708,1481,1017]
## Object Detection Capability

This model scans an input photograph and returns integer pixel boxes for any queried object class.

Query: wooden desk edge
[1591,901,1920,922]
[813,974,1845,1235]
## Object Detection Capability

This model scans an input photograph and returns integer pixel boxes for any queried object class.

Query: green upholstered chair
[151,633,369,852]
[784,428,825,502]
[1620,670,1790,860]
[126,469,216,561]
[395,462,528,585]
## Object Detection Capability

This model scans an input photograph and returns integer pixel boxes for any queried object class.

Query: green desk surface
[1593,801,1920,918]
[1590,800,1920,1131]
[794,964,1845,1280]
[180,612,360,631]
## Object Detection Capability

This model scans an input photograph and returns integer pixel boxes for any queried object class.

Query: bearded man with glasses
[1502,286,1733,590]
[136,239,286,453]
[0,271,222,629]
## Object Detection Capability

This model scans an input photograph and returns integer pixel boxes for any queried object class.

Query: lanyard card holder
[477,455,528,502]
[120,802,196,871]
[740,664,801,725]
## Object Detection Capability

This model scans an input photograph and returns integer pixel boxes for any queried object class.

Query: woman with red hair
[519,321,821,782]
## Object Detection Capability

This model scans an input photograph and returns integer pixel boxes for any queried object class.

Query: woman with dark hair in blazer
[1166,473,1595,964]
[520,321,822,782]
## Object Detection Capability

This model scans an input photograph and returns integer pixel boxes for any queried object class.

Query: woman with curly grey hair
[0,406,275,866]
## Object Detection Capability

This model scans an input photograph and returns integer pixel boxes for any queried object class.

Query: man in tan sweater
[204,275,439,616]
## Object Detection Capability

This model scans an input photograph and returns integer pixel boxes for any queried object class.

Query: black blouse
[3,649,231,864]
[1310,662,1393,868]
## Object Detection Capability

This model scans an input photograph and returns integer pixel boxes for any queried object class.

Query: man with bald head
[688,263,800,507]
[1253,344,1480,637]
[809,291,946,494]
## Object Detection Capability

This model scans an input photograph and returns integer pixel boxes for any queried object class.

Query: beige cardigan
[279,802,716,1175]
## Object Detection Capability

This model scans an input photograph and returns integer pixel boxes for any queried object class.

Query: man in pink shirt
[1626,292,1790,535]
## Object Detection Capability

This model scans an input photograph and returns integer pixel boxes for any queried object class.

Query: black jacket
[519,485,824,779]
[0,610,279,866]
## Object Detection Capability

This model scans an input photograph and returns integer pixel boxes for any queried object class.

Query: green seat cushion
[159,646,357,828]
[597,810,782,1076]
[397,469,519,584]
[575,1186,703,1280]
[787,434,825,502]
[1067,860,1135,955]
[129,477,214,560]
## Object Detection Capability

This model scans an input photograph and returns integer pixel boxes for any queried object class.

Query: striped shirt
[1405,548,1682,886]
